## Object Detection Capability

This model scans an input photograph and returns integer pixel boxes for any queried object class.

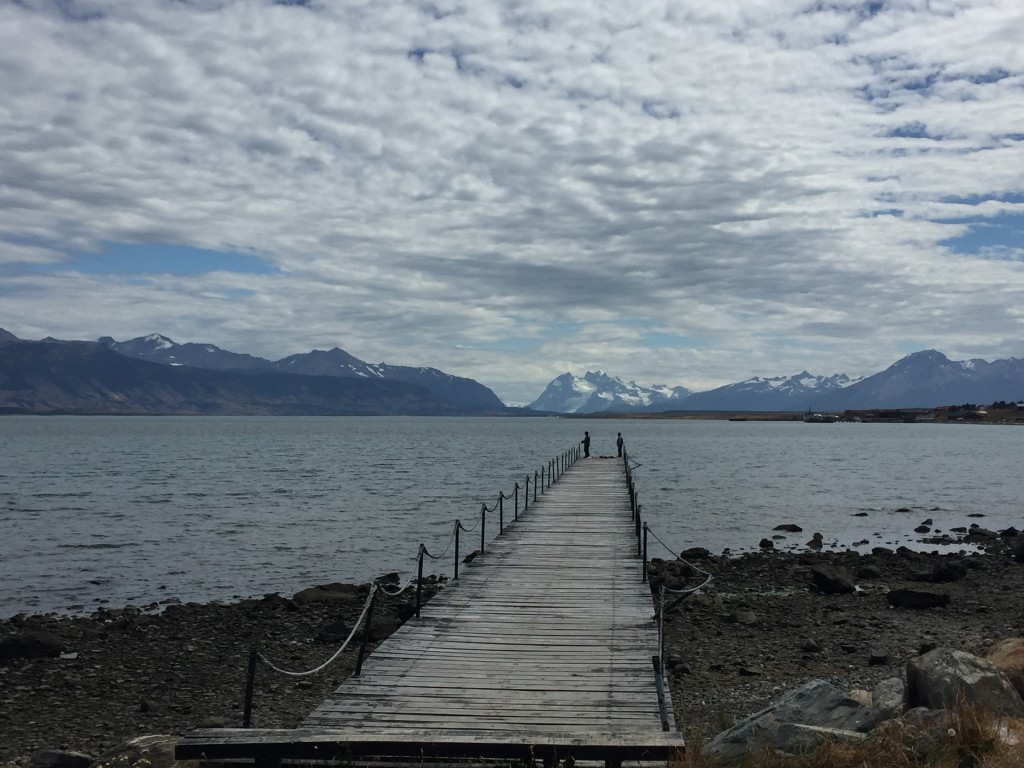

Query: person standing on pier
[616,432,624,457]
[581,430,591,458]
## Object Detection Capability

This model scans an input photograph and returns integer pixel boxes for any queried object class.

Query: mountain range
[2,326,1022,415]
[0,330,505,416]
[529,351,1024,413]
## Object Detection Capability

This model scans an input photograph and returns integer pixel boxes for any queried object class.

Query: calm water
[1,416,1021,618]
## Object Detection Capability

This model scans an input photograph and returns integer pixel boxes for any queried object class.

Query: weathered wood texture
[177,457,683,763]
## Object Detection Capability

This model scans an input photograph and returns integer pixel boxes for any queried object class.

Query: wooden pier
[176,455,684,765]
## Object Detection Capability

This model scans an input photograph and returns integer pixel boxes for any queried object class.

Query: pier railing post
[514,483,519,520]
[643,524,649,582]
[524,476,530,511]
[242,648,258,728]
[355,585,379,677]
[534,471,538,502]
[499,494,504,534]
[480,503,486,554]
[416,544,424,617]
[636,505,643,557]
[454,522,460,580]
[540,465,545,494]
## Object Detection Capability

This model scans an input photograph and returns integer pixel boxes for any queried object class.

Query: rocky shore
[1,531,1022,766]
[658,531,1024,742]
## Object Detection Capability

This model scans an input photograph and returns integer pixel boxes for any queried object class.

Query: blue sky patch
[939,212,1024,256]
[61,244,279,276]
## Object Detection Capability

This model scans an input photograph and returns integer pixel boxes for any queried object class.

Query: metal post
[480,503,486,554]
[636,506,643,557]
[524,476,529,511]
[355,586,378,677]
[416,544,424,617]
[643,523,649,582]
[534,471,538,502]
[514,483,519,520]
[455,522,460,580]
[499,494,504,534]
[242,648,258,728]
[540,466,545,494]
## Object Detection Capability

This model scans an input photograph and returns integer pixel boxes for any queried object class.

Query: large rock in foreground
[906,647,1024,716]
[986,637,1024,697]
[93,734,180,768]
[704,679,884,761]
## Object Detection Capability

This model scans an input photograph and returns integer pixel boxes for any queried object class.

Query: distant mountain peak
[529,371,692,413]
[0,327,18,346]
[143,333,175,349]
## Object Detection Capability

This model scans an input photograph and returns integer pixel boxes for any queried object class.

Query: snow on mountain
[681,370,863,411]
[98,334,274,371]
[810,350,1024,409]
[529,371,692,414]
[97,334,505,411]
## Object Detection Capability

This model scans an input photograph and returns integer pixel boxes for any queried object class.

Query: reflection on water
[0,416,1020,617]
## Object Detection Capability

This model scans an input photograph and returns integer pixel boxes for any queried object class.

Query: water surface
[1,416,1019,617]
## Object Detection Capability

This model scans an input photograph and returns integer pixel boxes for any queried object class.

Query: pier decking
[176,456,684,765]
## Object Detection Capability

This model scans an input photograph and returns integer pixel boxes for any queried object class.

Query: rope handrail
[421,521,459,561]
[256,581,379,677]
[646,525,715,594]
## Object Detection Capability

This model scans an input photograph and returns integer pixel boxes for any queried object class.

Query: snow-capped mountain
[527,350,1024,413]
[810,350,1024,409]
[99,333,274,371]
[97,334,505,411]
[682,371,863,411]
[528,371,692,414]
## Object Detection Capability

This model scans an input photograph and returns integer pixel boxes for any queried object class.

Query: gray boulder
[0,630,65,663]
[810,564,855,595]
[868,677,907,724]
[874,707,955,758]
[705,679,877,761]
[986,637,1024,696]
[906,647,1024,716]
[93,735,181,768]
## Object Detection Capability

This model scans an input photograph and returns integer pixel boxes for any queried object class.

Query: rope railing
[238,442,583,728]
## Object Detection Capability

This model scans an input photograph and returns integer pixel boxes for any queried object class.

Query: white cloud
[1,0,1023,404]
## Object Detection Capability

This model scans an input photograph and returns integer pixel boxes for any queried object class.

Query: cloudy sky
[2,0,1023,404]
